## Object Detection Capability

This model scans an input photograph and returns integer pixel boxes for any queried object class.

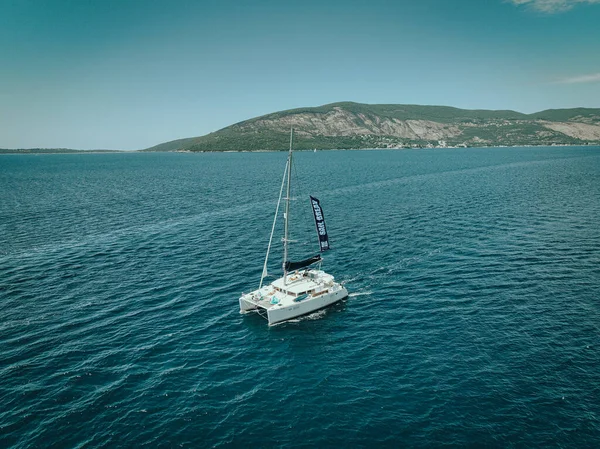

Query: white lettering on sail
[311,199,323,221]
[317,222,326,235]
[311,196,330,251]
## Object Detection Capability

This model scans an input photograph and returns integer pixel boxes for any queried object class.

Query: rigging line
[259,156,289,289]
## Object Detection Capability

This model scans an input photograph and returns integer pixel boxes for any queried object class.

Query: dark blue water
[1,147,600,447]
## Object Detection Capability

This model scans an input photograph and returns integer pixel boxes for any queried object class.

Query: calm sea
[1,147,600,447]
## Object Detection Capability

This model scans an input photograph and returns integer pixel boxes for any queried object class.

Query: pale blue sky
[1,0,599,149]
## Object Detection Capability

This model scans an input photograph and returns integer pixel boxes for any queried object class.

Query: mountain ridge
[5,103,598,153]
[144,102,600,152]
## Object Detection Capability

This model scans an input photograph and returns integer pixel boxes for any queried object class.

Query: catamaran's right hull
[266,286,348,326]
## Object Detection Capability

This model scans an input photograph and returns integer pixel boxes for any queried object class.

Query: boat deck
[241,269,334,310]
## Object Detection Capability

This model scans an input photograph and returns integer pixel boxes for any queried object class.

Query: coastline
[1,143,598,155]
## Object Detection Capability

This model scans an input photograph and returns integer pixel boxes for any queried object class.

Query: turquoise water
[1,147,600,447]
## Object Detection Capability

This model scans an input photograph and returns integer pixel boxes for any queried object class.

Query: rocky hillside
[145,102,600,151]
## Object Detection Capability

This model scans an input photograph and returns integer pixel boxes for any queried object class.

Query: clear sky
[1,0,599,149]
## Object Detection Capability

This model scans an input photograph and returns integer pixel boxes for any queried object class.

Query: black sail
[310,196,330,252]
[285,255,322,272]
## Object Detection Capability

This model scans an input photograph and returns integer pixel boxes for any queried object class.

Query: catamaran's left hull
[239,297,258,314]
[266,287,348,326]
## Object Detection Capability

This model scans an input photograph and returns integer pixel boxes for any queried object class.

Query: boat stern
[239,293,258,314]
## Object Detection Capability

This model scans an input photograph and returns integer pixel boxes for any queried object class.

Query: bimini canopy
[284,254,322,272]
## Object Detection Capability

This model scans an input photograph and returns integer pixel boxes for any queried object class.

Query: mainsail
[310,196,330,252]
[284,255,322,272]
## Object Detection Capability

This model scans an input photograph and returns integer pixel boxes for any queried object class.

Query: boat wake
[286,309,329,324]
[348,291,372,298]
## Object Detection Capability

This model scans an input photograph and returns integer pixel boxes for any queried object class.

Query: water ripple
[1,148,600,447]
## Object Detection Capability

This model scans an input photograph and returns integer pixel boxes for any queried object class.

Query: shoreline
[1,143,598,155]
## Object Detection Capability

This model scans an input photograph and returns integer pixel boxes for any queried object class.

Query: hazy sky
[1,0,599,149]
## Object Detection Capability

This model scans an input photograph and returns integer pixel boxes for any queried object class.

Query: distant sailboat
[239,129,348,325]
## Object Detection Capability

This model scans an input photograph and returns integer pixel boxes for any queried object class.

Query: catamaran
[239,129,348,326]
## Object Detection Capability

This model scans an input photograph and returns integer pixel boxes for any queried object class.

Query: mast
[283,128,294,285]
[259,156,288,289]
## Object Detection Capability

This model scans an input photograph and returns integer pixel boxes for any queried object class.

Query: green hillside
[143,102,600,152]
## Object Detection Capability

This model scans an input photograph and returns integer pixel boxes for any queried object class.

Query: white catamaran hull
[267,286,348,325]
[239,284,348,326]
